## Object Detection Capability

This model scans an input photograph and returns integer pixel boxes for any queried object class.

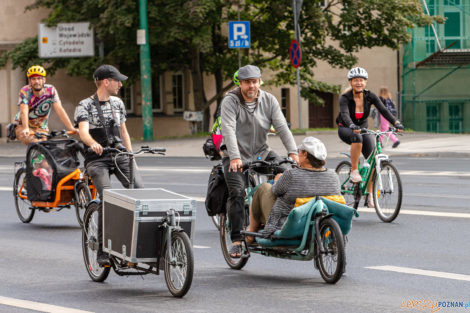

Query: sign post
[292,0,303,129]
[138,0,154,141]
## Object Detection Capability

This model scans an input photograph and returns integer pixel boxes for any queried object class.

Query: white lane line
[366,266,470,282]
[357,207,470,218]
[0,187,12,191]
[400,170,470,177]
[194,245,210,249]
[0,296,93,313]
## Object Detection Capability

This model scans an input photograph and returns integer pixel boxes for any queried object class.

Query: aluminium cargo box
[102,188,196,263]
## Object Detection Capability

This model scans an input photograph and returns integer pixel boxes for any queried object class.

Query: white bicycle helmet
[347,67,368,80]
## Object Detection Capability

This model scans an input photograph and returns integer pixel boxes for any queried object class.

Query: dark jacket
[336,90,397,128]
[379,97,398,117]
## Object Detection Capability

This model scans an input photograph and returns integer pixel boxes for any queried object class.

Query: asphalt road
[0,156,469,313]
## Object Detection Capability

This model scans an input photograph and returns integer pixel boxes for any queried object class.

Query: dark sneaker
[392,141,400,148]
[97,251,110,267]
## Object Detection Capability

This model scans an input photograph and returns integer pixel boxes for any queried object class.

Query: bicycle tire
[315,218,345,284]
[82,202,110,282]
[219,213,248,270]
[335,161,357,207]
[13,168,35,223]
[164,231,194,298]
[74,182,92,227]
[373,161,402,222]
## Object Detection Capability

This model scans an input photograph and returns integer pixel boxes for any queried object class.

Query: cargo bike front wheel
[82,201,110,282]
[164,230,194,297]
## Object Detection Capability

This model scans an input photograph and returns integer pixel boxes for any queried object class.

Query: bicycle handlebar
[34,129,75,139]
[360,128,402,136]
[88,145,166,156]
[242,158,296,172]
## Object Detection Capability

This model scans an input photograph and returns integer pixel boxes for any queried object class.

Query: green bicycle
[335,128,403,222]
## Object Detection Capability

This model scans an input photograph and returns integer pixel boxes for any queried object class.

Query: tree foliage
[0,0,441,128]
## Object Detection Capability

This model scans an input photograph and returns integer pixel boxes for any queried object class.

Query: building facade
[402,0,470,133]
[1,0,406,140]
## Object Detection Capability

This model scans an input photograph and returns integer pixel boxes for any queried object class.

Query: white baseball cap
[298,137,327,161]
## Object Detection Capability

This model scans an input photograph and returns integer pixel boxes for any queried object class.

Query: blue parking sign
[229,21,250,49]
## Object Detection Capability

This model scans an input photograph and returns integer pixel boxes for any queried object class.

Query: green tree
[1,0,441,130]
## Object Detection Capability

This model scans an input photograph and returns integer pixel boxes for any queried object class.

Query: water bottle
[361,160,370,175]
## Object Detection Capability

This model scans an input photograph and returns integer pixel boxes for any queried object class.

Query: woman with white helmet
[336,67,404,207]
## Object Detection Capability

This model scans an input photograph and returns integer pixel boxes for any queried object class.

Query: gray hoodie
[220,87,297,162]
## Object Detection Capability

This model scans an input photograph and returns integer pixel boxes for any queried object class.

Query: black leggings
[338,126,374,159]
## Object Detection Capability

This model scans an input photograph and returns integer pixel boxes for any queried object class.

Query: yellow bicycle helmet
[27,65,46,78]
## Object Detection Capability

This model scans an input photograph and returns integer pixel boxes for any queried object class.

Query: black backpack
[205,164,228,216]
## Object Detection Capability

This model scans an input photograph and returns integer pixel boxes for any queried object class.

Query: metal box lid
[103,188,194,205]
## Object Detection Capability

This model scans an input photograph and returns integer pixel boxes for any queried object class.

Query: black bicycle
[81,146,194,298]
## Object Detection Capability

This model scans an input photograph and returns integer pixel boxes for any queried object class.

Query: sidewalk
[0,131,469,158]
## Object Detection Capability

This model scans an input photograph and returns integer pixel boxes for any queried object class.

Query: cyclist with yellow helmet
[13,65,77,144]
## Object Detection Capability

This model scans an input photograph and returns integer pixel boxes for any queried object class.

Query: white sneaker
[350,169,362,183]
[367,196,375,208]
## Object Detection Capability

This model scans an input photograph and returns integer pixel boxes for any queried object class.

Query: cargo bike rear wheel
[13,167,36,223]
[82,202,110,282]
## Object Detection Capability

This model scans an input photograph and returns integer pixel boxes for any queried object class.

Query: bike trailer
[25,139,80,202]
[102,188,196,264]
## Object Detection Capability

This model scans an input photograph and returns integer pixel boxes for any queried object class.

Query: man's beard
[241,88,257,100]
[33,86,43,92]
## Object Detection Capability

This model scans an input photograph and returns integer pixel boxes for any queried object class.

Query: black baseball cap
[93,64,128,81]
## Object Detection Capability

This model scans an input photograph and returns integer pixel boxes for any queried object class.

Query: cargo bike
[81,146,195,297]
[219,159,357,284]
[13,130,96,225]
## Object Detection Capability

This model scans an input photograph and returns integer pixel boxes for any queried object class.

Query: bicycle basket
[25,139,80,202]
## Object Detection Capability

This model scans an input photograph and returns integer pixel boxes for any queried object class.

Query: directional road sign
[228,21,250,49]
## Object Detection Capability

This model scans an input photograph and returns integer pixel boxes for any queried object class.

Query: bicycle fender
[86,198,101,209]
[340,152,350,159]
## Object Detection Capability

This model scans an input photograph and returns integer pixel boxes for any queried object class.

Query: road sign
[228,21,250,48]
[290,39,301,68]
[38,22,94,58]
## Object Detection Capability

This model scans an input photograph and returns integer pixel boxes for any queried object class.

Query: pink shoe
[350,169,362,183]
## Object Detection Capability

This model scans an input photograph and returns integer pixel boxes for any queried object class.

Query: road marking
[194,245,210,249]
[0,296,93,313]
[400,170,470,177]
[366,266,470,282]
[357,207,470,218]
[0,187,12,191]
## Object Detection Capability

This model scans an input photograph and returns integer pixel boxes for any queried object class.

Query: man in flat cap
[74,64,143,266]
[220,64,298,258]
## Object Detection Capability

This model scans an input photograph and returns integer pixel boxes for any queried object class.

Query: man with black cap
[220,64,298,258]
[74,64,143,266]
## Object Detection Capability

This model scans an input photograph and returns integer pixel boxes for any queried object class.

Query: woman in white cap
[245,137,341,245]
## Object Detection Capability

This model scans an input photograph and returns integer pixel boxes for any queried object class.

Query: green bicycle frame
[340,132,384,196]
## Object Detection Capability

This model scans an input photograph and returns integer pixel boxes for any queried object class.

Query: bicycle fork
[374,154,393,194]
[164,209,181,265]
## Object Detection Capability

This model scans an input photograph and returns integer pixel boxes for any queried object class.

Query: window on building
[152,75,162,113]
[444,11,462,49]
[172,73,184,113]
[426,103,440,132]
[449,103,463,133]
[119,84,134,114]
[444,0,460,5]
[281,88,290,122]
